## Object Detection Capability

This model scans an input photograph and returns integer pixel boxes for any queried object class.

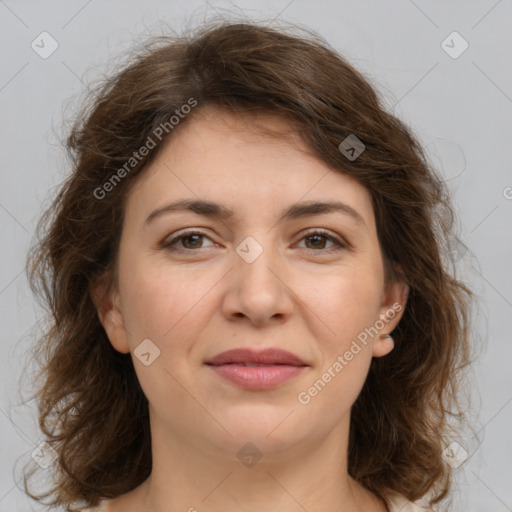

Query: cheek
[119,254,221,346]
[304,265,383,348]
[117,259,214,406]
[120,274,173,340]
[296,273,379,415]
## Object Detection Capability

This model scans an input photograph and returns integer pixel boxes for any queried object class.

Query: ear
[90,275,131,354]
[372,266,409,358]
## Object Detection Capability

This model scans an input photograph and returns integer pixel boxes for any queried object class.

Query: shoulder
[387,493,431,512]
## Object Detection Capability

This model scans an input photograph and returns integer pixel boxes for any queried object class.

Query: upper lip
[205,348,308,366]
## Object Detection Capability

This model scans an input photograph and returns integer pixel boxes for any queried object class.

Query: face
[95,107,408,462]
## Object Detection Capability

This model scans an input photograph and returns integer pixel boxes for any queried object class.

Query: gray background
[1,1,511,511]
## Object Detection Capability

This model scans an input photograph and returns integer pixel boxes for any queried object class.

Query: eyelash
[161,229,347,254]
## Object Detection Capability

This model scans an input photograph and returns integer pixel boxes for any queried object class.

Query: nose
[221,238,294,327]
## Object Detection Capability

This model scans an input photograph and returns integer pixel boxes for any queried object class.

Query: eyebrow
[144,199,366,227]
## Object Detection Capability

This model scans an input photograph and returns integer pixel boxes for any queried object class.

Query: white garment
[388,493,430,511]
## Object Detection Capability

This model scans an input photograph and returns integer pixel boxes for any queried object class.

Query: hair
[23,17,475,512]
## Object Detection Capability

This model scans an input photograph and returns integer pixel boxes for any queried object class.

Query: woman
[24,19,473,512]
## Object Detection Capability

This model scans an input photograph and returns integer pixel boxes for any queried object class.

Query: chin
[210,409,310,452]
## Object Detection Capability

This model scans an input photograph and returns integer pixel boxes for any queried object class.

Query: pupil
[308,235,324,249]
[184,234,202,248]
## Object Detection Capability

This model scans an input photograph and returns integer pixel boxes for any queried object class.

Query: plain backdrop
[1,1,511,511]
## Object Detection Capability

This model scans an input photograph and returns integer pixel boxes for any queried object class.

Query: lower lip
[207,364,306,390]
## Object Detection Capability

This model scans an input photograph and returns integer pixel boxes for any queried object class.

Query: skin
[93,106,409,512]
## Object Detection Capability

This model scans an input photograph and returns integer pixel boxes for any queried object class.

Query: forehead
[123,107,376,229]
[169,106,315,162]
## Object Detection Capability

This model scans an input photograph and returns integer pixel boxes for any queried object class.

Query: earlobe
[90,278,131,354]
[372,333,395,358]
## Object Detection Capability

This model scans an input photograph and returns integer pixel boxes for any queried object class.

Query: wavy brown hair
[22,18,474,511]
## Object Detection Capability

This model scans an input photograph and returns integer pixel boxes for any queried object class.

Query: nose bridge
[236,233,280,292]
[225,233,292,323]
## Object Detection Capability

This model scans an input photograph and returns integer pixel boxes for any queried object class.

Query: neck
[129,411,387,512]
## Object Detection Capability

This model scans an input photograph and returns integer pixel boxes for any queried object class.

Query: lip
[206,348,307,366]
[205,348,308,390]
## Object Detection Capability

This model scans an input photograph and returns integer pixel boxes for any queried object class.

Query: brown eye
[297,230,346,252]
[181,234,204,249]
[161,231,215,251]
[304,234,329,249]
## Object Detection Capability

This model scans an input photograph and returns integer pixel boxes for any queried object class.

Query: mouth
[205,347,307,366]
[205,348,308,390]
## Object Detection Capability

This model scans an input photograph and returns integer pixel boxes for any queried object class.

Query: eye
[161,230,216,251]
[296,229,347,252]
[160,228,348,253]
